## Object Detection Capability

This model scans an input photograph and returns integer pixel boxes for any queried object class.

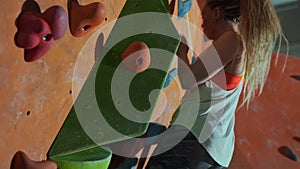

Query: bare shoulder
[218,31,241,46]
[212,31,241,65]
[221,31,246,74]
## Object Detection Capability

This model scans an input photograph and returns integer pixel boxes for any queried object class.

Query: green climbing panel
[48,0,180,162]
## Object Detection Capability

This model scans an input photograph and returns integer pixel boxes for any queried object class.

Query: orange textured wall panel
[3,0,299,169]
[230,54,300,169]
[0,0,126,169]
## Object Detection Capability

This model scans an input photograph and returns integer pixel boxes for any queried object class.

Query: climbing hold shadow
[169,0,176,15]
[293,136,300,143]
[94,33,105,63]
[278,146,299,162]
[14,0,68,62]
[10,151,57,169]
[68,0,107,37]
[291,75,300,81]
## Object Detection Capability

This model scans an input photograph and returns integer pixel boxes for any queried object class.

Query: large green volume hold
[48,0,180,163]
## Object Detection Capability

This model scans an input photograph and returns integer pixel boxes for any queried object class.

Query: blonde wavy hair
[207,0,288,107]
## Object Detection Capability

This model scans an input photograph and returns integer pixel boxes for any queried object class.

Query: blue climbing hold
[178,0,192,19]
[192,55,197,64]
[163,68,178,88]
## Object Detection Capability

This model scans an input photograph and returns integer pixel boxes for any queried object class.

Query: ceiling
[272,0,300,57]
[272,0,298,6]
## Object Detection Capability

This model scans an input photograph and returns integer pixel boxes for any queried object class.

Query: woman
[146,0,285,168]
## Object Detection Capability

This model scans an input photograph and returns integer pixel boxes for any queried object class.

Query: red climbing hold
[42,6,68,40]
[15,12,54,62]
[11,151,57,169]
[14,4,67,62]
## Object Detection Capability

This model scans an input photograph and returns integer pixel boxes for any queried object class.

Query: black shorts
[145,125,224,169]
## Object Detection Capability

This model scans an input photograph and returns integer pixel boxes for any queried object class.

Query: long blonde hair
[240,0,287,107]
[207,0,287,107]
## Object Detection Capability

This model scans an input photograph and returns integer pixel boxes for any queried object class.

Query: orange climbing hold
[121,41,151,73]
[68,0,107,37]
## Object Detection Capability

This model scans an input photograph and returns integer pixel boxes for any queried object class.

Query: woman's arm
[177,31,240,89]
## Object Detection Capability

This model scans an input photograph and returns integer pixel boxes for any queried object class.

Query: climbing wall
[1,0,300,169]
[48,0,181,164]
[0,0,189,168]
[229,54,300,169]
[0,0,126,168]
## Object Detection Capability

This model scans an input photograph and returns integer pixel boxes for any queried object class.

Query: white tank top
[171,79,243,167]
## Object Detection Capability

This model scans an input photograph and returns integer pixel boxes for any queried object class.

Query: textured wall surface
[230,54,300,169]
[1,1,299,169]
[0,0,126,168]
